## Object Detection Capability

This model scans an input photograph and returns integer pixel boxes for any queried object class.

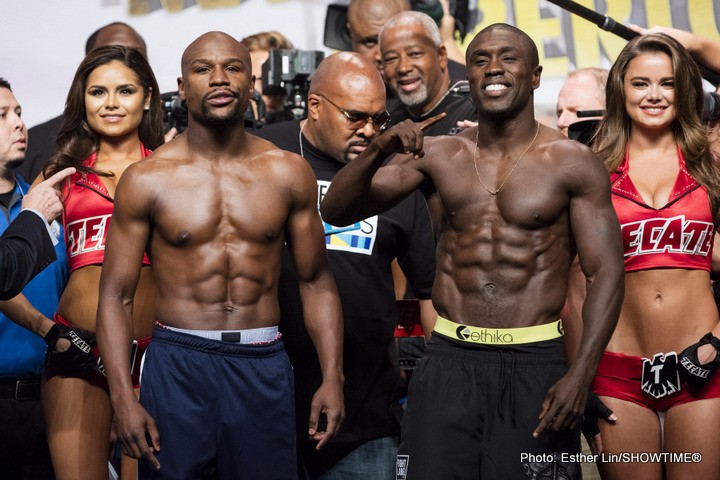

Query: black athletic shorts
[396,332,580,480]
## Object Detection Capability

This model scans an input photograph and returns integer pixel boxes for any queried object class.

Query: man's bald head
[178,32,254,128]
[306,52,387,163]
[310,51,385,99]
[181,31,251,77]
[468,23,539,68]
[86,22,147,58]
[347,0,409,26]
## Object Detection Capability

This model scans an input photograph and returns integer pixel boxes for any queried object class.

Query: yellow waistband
[433,316,564,345]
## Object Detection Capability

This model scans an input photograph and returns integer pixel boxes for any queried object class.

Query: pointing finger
[42,167,76,188]
[418,112,447,131]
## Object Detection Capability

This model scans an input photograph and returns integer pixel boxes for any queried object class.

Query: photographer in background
[556,68,608,139]
[241,31,295,125]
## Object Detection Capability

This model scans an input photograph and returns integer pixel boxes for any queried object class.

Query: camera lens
[703,92,720,123]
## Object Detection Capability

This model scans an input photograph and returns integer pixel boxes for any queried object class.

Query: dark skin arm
[533,142,624,437]
[96,165,161,470]
[320,114,445,226]
[286,158,345,450]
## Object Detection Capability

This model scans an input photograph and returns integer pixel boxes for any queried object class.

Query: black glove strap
[704,333,720,354]
[679,332,720,388]
[43,323,62,350]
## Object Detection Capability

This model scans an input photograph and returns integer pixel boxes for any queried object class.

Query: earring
[144,105,150,111]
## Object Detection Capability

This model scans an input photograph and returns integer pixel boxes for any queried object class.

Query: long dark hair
[593,33,720,223]
[44,45,163,178]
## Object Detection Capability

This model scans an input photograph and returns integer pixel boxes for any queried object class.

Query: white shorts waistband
[161,324,280,344]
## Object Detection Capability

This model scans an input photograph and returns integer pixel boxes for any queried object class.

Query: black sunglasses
[319,95,391,130]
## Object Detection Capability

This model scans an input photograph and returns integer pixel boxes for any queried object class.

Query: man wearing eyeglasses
[256,52,436,479]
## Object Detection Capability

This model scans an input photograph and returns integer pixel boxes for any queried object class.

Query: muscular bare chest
[152,167,290,248]
[434,158,571,231]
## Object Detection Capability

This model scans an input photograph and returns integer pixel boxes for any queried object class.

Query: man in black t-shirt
[380,11,475,136]
[256,52,436,480]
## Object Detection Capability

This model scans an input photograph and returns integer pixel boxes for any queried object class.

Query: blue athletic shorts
[138,326,297,480]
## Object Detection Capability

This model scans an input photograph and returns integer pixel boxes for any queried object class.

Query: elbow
[320,201,354,228]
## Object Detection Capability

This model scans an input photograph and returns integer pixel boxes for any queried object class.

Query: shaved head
[306,52,386,163]
[468,23,539,68]
[181,31,250,77]
[348,0,409,26]
[86,22,147,58]
[178,31,254,127]
[310,51,385,98]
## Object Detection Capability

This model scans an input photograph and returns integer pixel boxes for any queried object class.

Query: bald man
[85,22,147,58]
[257,52,435,479]
[97,32,344,480]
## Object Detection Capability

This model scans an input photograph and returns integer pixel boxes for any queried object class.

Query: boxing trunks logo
[396,455,409,480]
[641,352,681,399]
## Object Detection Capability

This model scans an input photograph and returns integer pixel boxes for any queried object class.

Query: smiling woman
[40,46,164,480]
[590,33,720,480]
[84,62,150,138]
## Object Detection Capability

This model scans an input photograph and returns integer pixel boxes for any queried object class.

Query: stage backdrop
[2,0,719,128]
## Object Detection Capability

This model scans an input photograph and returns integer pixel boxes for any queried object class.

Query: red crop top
[610,146,714,273]
[62,146,153,272]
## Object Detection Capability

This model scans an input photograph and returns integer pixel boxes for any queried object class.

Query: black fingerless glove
[679,332,720,389]
[43,323,98,372]
[581,391,613,439]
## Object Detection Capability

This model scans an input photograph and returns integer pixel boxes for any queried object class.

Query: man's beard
[5,157,24,170]
[200,95,243,125]
[396,83,428,109]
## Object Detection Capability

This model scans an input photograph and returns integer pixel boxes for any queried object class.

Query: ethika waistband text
[433,316,564,345]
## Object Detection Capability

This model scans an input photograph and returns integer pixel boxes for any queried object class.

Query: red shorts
[48,314,150,390]
[592,351,720,412]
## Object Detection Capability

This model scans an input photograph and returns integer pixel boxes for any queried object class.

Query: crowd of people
[2,3,720,480]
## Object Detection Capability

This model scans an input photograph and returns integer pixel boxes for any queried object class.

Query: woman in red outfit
[41,45,163,480]
[591,33,720,479]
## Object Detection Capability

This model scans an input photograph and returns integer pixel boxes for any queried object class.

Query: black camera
[704,91,720,123]
[262,49,325,121]
[161,92,188,134]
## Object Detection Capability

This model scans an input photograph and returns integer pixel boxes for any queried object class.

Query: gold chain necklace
[472,121,540,195]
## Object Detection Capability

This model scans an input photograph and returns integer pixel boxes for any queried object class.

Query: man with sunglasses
[256,52,436,479]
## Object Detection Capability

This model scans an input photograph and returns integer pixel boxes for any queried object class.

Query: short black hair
[0,78,11,91]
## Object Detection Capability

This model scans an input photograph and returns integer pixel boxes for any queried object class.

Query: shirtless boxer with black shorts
[321,23,625,480]
[97,32,344,480]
